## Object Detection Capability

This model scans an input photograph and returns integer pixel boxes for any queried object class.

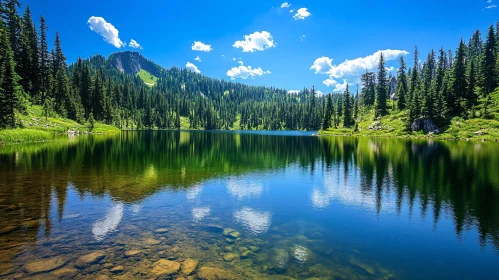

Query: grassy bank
[0,105,120,144]
[320,111,499,141]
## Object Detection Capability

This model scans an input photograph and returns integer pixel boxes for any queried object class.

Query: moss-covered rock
[197,267,239,280]
[25,257,68,274]
[151,259,180,276]
[181,259,198,275]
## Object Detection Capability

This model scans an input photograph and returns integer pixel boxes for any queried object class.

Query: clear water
[0,131,498,279]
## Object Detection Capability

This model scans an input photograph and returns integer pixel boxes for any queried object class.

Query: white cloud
[280,2,291,8]
[226,65,271,80]
[233,31,275,52]
[311,49,409,79]
[128,39,142,49]
[192,41,212,52]
[300,35,306,41]
[315,90,324,97]
[232,57,237,61]
[323,79,349,92]
[290,9,295,13]
[287,90,300,95]
[293,8,311,20]
[310,56,334,74]
[194,56,201,62]
[485,4,497,8]
[221,54,225,58]
[192,207,211,222]
[186,62,201,74]
[238,60,244,65]
[227,179,263,200]
[87,16,125,48]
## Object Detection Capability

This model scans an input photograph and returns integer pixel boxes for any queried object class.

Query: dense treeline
[0,0,324,131]
[322,23,499,133]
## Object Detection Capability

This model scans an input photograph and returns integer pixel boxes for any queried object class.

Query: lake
[0,131,498,279]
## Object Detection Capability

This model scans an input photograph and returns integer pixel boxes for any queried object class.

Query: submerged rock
[25,257,68,274]
[75,251,106,268]
[271,248,289,272]
[228,231,240,239]
[155,228,169,234]
[124,249,142,257]
[248,245,260,252]
[144,238,161,245]
[151,259,180,276]
[223,252,240,262]
[197,267,239,280]
[110,265,125,273]
[51,267,78,278]
[181,259,199,275]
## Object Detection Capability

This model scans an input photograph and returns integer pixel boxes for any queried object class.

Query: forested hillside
[0,0,498,139]
[321,24,499,139]
[0,0,324,132]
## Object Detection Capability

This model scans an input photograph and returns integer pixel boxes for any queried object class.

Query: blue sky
[24,0,498,94]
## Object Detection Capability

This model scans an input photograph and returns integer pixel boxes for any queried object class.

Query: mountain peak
[107,51,163,78]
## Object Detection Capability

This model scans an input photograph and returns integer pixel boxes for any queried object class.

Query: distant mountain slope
[107,51,163,84]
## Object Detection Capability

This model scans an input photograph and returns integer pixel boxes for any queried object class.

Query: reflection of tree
[0,132,498,263]
[319,137,499,251]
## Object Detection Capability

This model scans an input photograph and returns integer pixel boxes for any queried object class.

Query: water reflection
[0,131,498,279]
[233,207,272,235]
[92,202,124,241]
[192,207,211,222]
[227,178,263,200]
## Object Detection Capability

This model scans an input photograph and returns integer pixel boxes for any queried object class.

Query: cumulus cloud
[226,65,271,80]
[128,39,142,49]
[233,31,275,52]
[312,49,408,79]
[186,62,201,74]
[315,90,325,97]
[238,60,244,65]
[323,79,349,92]
[485,4,497,8]
[293,8,311,20]
[194,56,201,62]
[290,9,295,13]
[281,2,291,8]
[192,41,212,52]
[310,56,334,74]
[87,16,125,48]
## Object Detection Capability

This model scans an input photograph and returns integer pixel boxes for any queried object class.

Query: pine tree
[422,50,436,119]
[0,34,22,128]
[91,69,106,120]
[396,56,408,110]
[450,39,468,115]
[343,84,353,127]
[2,0,21,63]
[17,5,38,94]
[465,59,478,112]
[479,25,497,94]
[409,46,420,99]
[375,53,388,117]
[38,16,51,101]
[322,93,333,130]
[360,70,375,106]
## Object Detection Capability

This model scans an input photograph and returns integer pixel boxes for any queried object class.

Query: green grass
[321,108,499,141]
[0,105,120,144]
[137,69,158,87]
[180,116,191,130]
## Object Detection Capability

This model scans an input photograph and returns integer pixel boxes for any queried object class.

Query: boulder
[155,228,169,234]
[151,259,180,276]
[223,252,240,262]
[181,259,198,275]
[411,118,439,134]
[197,267,239,280]
[74,251,106,268]
[26,257,68,274]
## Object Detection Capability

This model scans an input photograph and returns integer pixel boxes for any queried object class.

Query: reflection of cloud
[130,204,141,214]
[233,207,271,235]
[227,179,263,199]
[311,176,396,211]
[311,189,331,208]
[186,185,203,201]
[293,246,308,264]
[192,207,211,222]
[92,203,123,241]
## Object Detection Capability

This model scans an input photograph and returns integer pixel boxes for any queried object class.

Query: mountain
[101,51,163,86]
